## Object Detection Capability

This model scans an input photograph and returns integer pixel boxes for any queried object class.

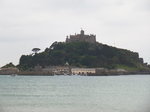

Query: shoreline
[0,71,150,76]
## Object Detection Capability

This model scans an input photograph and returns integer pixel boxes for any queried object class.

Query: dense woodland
[19,41,148,71]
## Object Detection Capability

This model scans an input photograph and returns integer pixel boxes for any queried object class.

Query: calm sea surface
[0,75,150,112]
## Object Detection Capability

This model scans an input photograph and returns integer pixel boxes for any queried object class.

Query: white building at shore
[71,68,96,75]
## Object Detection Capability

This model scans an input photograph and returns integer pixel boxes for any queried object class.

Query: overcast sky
[0,0,150,67]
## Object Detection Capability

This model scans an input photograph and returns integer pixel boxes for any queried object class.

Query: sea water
[0,75,150,112]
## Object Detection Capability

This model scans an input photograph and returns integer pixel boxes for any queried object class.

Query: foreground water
[0,75,150,112]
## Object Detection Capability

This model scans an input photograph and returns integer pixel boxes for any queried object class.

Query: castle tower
[80,30,84,35]
[66,30,96,43]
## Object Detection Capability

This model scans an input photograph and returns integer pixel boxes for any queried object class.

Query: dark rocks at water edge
[0,66,150,76]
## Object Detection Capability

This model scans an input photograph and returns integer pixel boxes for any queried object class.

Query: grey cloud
[132,0,150,11]
[140,1,150,11]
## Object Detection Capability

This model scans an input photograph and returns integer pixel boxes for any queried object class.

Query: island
[0,30,150,76]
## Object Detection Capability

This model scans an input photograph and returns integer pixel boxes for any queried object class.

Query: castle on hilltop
[66,30,96,44]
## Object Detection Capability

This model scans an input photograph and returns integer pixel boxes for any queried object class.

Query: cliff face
[19,41,148,71]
